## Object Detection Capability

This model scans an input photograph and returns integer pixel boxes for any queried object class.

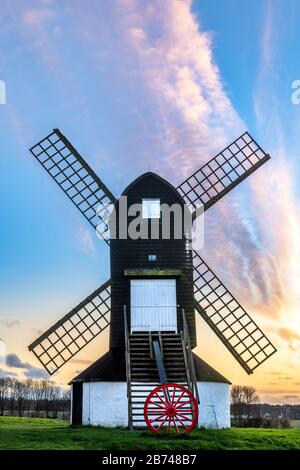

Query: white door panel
[131,279,177,332]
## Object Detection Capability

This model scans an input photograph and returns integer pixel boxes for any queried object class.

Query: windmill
[28,129,276,432]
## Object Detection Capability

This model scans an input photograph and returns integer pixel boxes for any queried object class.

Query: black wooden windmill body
[28,129,276,432]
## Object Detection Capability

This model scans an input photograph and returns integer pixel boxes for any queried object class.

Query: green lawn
[0,416,300,450]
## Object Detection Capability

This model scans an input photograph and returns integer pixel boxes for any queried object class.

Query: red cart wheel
[144,383,198,434]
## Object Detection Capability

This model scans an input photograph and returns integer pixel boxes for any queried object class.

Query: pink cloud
[115,0,244,178]
[76,227,95,254]
[22,8,55,26]
[70,0,243,179]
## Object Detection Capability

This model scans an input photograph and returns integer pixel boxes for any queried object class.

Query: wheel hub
[166,405,176,417]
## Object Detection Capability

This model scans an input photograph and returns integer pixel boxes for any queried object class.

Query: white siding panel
[131,279,177,332]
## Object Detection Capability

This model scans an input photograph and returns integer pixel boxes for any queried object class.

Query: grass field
[0,416,300,450]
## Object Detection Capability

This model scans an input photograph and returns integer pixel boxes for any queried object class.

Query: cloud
[0,318,20,328]
[0,339,5,363]
[69,358,92,365]
[5,353,49,379]
[117,0,244,178]
[249,0,300,328]
[0,368,18,378]
[2,2,60,70]
[270,376,293,382]
[276,327,300,351]
[24,367,50,379]
[32,328,43,336]
[76,227,95,253]
[22,9,55,26]
[260,395,300,405]
[282,395,300,400]
[201,0,300,360]
[258,388,300,395]
[70,0,243,180]
[6,353,32,369]
[277,328,300,342]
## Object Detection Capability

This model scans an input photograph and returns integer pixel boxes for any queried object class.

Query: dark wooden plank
[71,382,82,425]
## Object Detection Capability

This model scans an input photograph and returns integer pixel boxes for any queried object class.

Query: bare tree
[25,379,34,416]
[231,385,259,425]
[32,380,46,417]
[61,388,71,419]
[243,385,259,419]
[7,378,18,415]
[231,385,245,424]
[47,383,61,418]
[15,381,28,417]
[0,377,70,419]
[40,380,59,418]
[0,378,9,415]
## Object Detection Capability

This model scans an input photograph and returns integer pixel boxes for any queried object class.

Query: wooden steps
[128,332,188,428]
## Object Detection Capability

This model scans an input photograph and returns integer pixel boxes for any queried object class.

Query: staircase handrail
[124,305,132,429]
[182,309,200,404]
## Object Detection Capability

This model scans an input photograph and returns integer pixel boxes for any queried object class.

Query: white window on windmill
[142,198,160,219]
[130,279,177,333]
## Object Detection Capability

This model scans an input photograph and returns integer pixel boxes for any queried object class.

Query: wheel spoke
[175,414,190,431]
[172,417,179,435]
[154,391,168,407]
[149,400,166,409]
[175,398,193,409]
[167,416,171,432]
[173,390,185,407]
[155,415,168,431]
[150,413,166,424]
[175,412,193,422]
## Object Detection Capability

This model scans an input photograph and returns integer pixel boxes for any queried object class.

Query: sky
[0,0,300,404]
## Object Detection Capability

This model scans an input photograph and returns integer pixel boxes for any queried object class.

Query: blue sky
[1,0,300,402]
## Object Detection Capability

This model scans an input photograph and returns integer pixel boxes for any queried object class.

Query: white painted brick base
[78,381,230,428]
[82,382,128,427]
[197,382,231,429]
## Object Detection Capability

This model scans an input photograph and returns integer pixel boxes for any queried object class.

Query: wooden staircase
[129,332,189,428]
[124,308,199,430]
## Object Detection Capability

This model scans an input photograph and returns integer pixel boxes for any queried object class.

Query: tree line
[231,385,290,428]
[0,377,71,419]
